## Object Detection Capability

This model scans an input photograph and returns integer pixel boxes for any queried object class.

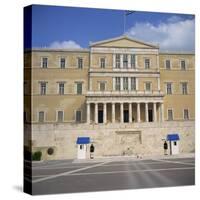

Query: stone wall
[25,121,195,160]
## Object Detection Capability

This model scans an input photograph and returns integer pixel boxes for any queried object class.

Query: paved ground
[25,156,195,195]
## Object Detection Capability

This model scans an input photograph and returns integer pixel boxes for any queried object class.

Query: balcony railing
[86,90,164,96]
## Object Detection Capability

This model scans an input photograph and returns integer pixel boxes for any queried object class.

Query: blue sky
[25,5,195,51]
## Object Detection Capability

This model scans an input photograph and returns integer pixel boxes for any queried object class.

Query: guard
[90,144,95,159]
[164,141,168,155]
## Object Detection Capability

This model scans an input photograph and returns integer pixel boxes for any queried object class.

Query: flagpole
[123,11,126,35]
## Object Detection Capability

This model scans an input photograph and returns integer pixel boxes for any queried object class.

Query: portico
[86,100,164,124]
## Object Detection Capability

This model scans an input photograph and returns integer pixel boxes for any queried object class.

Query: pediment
[90,35,158,49]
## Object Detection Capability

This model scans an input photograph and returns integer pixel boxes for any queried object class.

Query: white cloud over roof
[126,16,195,51]
[49,40,82,49]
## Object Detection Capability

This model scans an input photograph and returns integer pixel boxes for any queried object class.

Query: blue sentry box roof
[167,134,180,141]
[76,137,90,144]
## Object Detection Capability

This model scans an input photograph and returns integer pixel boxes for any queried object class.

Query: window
[100,58,105,68]
[59,83,64,95]
[166,83,172,94]
[184,109,189,120]
[76,82,82,94]
[100,82,106,91]
[40,82,47,95]
[168,109,173,121]
[166,60,171,70]
[123,54,128,68]
[60,58,66,69]
[39,111,45,122]
[181,82,188,95]
[174,141,177,146]
[42,57,48,68]
[145,58,150,69]
[131,54,136,68]
[115,77,120,91]
[181,60,186,70]
[131,77,136,90]
[145,82,151,91]
[115,54,120,68]
[57,111,64,122]
[78,57,83,69]
[123,77,128,90]
[76,111,81,122]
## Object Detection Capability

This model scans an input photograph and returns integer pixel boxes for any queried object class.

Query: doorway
[98,110,103,123]
[124,110,129,123]
[148,109,153,122]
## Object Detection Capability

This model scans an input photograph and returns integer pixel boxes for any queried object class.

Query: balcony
[86,90,164,97]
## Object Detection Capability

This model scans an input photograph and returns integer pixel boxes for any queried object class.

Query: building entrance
[98,110,103,123]
[148,110,153,122]
[124,110,129,123]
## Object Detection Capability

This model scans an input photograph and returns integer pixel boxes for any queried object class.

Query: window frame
[165,59,171,70]
[40,82,47,95]
[99,81,106,91]
[166,82,172,95]
[60,57,66,69]
[76,82,83,95]
[123,54,128,69]
[57,110,64,122]
[145,82,152,92]
[183,109,189,120]
[41,57,48,68]
[167,109,173,121]
[58,82,65,95]
[38,111,45,122]
[144,58,150,69]
[130,54,136,69]
[181,82,188,95]
[76,110,82,122]
[115,54,121,68]
[180,59,186,71]
[100,57,106,69]
[77,57,83,69]
[115,77,121,91]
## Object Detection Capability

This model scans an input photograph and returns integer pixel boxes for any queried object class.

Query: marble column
[129,103,132,123]
[120,103,124,123]
[145,103,149,122]
[112,103,115,123]
[86,103,90,124]
[103,103,107,124]
[153,102,157,122]
[137,103,141,122]
[94,103,98,124]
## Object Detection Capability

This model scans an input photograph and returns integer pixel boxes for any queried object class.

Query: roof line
[89,35,159,48]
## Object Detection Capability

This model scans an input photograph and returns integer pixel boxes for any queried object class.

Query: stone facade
[24,35,195,160]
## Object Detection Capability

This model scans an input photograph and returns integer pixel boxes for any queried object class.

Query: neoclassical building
[24,35,195,160]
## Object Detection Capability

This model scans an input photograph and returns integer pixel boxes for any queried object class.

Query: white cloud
[49,40,82,49]
[126,16,195,51]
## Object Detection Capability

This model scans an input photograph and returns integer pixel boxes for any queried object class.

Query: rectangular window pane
[131,77,136,90]
[78,58,83,69]
[77,83,82,94]
[145,59,150,69]
[181,82,188,94]
[123,54,128,68]
[60,58,65,68]
[145,82,151,91]
[131,55,136,68]
[40,82,46,95]
[116,54,120,68]
[76,111,81,122]
[100,82,105,91]
[184,109,189,120]
[181,60,186,70]
[123,77,128,90]
[100,58,105,68]
[39,111,44,122]
[59,83,64,95]
[166,83,172,94]
[57,111,64,122]
[115,77,120,91]
[166,60,171,70]
[42,57,48,68]
[168,110,173,121]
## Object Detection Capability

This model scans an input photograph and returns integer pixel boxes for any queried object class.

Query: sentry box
[76,137,90,159]
[167,134,180,155]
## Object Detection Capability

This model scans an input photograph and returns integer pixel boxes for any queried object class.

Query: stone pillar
[161,103,164,122]
[95,103,98,124]
[129,103,132,123]
[86,103,90,124]
[157,77,160,91]
[113,77,116,91]
[120,54,123,69]
[128,77,131,91]
[113,54,116,68]
[120,103,124,123]
[137,103,141,122]
[153,102,157,122]
[136,78,139,91]
[128,54,131,68]
[135,55,138,69]
[145,102,149,122]
[120,77,123,91]
[103,103,107,124]
[112,103,115,123]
